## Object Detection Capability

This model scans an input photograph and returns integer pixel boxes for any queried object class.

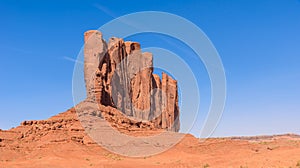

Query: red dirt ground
[1,108,300,168]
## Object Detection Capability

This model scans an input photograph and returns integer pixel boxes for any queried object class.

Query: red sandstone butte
[83,30,180,132]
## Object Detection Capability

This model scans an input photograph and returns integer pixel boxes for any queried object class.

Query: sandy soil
[1,108,300,168]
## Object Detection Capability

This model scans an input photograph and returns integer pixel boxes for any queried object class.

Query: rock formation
[83,30,180,132]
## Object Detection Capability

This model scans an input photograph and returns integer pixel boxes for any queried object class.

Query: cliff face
[83,30,179,132]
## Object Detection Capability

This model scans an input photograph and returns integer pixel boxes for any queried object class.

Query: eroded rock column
[83,30,180,132]
[84,30,107,102]
[161,73,180,131]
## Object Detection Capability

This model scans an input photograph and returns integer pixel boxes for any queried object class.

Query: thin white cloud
[62,56,83,64]
[93,3,118,18]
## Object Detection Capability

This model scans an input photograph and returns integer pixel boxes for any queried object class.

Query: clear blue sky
[0,0,299,137]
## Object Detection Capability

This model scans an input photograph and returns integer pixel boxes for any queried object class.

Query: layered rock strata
[83,30,179,132]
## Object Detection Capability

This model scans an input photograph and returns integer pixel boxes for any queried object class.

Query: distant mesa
[83,30,180,132]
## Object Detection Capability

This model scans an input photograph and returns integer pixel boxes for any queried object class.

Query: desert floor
[1,108,300,168]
